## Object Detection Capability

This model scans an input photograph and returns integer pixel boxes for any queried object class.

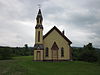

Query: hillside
[0,56,100,75]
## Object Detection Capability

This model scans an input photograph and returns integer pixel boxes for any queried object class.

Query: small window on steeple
[61,47,64,57]
[38,31,40,42]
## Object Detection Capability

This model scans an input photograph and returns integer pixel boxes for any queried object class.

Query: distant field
[0,56,100,75]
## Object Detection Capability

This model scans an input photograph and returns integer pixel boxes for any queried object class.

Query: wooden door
[36,51,41,60]
[51,42,59,60]
[52,50,58,60]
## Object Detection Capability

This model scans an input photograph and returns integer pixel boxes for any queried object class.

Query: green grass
[0,56,100,75]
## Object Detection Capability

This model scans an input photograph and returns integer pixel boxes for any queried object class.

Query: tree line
[0,43,100,64]
[72,43,100,63]
[0,44,33,60]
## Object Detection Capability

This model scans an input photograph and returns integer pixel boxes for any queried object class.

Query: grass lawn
[0,56,100,75]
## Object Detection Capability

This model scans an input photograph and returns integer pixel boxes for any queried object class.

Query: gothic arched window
[61,47,64,57]
[45,47,49,57]
[38,31,40,42]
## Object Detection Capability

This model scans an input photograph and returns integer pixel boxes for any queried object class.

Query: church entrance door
[36,51,41,60]
[51,42,59,61]
[52,50,58,60]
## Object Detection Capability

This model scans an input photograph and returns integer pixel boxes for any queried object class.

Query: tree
[24,44,30,56]
[72,47,82,60]
[25,44,28,49]
[78,43,97,62]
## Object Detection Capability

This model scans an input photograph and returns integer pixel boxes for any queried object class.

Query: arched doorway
[36,51,41,60]
[51,42,59,60]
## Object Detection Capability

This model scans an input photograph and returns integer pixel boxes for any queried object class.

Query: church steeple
[33,8,44,61]
[34,8,44,45]
[35,9,43,29]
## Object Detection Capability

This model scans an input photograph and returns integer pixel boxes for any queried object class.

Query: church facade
[33,9,72,61]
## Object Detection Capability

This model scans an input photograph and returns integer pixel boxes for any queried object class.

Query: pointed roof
[43,26,72,44]
[36,9,43,20]
[36,9,43,29]
[38,9,42,15]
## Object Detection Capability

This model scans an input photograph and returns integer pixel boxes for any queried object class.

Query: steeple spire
[36,9,43,26]
[38,9,42,14]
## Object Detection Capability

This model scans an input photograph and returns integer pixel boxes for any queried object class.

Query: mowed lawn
[0,56,100,75]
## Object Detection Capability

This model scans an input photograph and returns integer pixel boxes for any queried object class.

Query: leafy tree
[24,44,30,56]
[25,44,28,49]
[78,43,97,62]
[72,47,82,60]
[95,49,100,64]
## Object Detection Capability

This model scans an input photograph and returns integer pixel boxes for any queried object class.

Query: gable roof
[43,26,72,44]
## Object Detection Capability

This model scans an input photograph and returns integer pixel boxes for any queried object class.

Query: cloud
[42,0,100,48]
[0,0,100,48]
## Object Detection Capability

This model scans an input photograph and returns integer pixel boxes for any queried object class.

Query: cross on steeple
[38,4,41,9]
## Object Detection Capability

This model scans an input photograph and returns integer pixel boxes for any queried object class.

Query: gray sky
[0,0,100,48]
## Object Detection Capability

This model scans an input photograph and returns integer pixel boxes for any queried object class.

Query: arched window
[45,47,49,57]
[61,47,64,57]
[38,31,40,42]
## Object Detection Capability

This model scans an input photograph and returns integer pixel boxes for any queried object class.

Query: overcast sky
[0,0,100,48]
